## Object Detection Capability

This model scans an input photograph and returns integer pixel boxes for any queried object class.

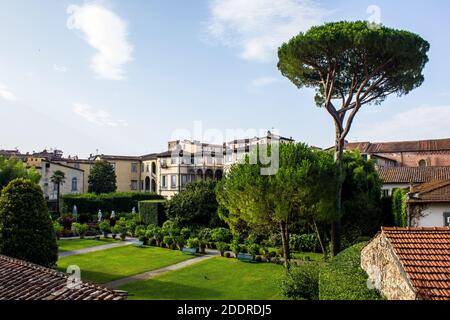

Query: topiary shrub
[186,237,200,250]
[216,242,229,257]
[99,220,110,237]
[211,228,232,243]
[280,262,322,300]
[71,222,89,239]
[53,221,64,240]
[0,178,58,267]
[138,200,167,226]
[112,218,129,241]
[319,242,382,300]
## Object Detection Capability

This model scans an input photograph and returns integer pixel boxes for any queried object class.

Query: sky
[0,0,450,158]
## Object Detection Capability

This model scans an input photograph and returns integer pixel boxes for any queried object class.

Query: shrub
[174,236,186,250]
[211,228,232,243]
[216,242,228,256]
[180,227,192,240]
[126,220,137,237]
[247,243,260,256]
[135,225,147,242]
[112,218,129,241]
[290,234,319,253]
[392,189,407,227]
[319,243,382,300]
[0,178,57,267]
[186,237,200,249]
[162,220,179,236]
[138,200,167,226]
[71,223,89,239]
[62,192,164,216]
[199,228,211,241]
[53,221,64,239]
[280,262,322,300]
[99,220,110,236]
[230,239,241,257]
[148,238,156,246]
[163,235,175,247]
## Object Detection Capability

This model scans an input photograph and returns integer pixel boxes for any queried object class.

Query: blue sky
[0,0,449,158]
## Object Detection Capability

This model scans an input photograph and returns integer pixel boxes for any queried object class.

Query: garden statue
[132,207,136,214]
[98,210,102,222]
[72,205,78,221]
[110,210,116,228]
[111,210,116,219]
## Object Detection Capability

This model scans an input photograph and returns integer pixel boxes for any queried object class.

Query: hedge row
[319,242,383,300]
[62,192,164,214]
[138,200,167,226]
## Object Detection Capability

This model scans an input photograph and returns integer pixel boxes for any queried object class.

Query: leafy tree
[278,21,429,255]
[0,156,40,190]
[51,170,65,215]
[88,160,117,194]
[217,143,335,266]
[0,178,58,267]
[166,181,221,228]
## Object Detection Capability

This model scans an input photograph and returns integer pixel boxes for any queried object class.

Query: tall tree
[278,21,429,255]
[50,170,65,215]
[0,156,40,190]
[88,160,117,194]
[216,143,335,266]
[0,178,58,267]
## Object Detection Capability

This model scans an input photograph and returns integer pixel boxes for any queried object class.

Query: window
[382,189,389,198]
[152,162,156,174]
[181,175,188,187]
[130,180,138,190]
[146,164,149,172]
[170,175,177,189]
[71,177,78,192]
[419,159,427,167]
[73,163,80,169]
[131,163,138,173]
[444,213,450,227]
[162,175,167,189]
[171,157,177,165]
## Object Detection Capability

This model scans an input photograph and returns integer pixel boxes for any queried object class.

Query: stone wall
[361,234,417,300]
[375,151,450,167]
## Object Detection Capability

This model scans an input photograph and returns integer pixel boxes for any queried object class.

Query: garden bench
[237,253,254,262]
[182,247,197,255]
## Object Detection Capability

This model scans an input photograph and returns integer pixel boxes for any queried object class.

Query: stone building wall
[375,151,450,167]
[361,234,417,300]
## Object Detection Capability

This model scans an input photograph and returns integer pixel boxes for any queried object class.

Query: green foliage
[163,235,175,246]
[138,200,167,226]
[280,262,322,300]
[215,242,229,256]
[53,221,64,239]
[230,239,241,255]
[319,242,382,300]
[210,228,232,243]
[50,170,66,186]
[62,192,164,215]
[341,151,384,247]
[186,237,200,249]
[88,160,117,194]
[99,220,110,234]
[289,234,319,253]
[247,243,260,256]
[0,156,41,190]
[71,222,89,238]
[0,178,57,267]
[166,181,222,228]
[278,21,430,107]
[112,218,129,240]
[392,189,408,227]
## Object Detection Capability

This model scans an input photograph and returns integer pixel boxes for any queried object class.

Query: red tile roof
[378,166,450,184]
[346,138,450,153]
[408,180,450,203]
[0,255,127,300]
[382,227,450,300]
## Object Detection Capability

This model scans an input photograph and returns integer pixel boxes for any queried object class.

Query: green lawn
[57,238,117,252]
[57,246,194,284]
[119,257,284,300]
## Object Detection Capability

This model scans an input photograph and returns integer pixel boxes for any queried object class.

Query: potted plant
[186,237,200,253]
[199,239,208,254]
[99,220,110,238]
[71,222,88,239]
[216,242,228,257]
[114,218,129,241]
[53,221,64,240]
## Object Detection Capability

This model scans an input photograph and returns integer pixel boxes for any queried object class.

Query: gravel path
[58,240,135,258]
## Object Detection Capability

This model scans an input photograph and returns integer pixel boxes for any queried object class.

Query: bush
[53,221,64,239]
[392,189,407,227]
[230,239,241,256]
[290,234,319,253]
[62,192,164,216]
[138,200,167,226]
[180,227,192,240]
[319,243,382,300]
[0,178,58,267]
[199,228,211,241]
[280,262,322,300]
[71,223,89,239]
[211,228,232,243]
[216,242,229,256]
[186,237,200,249]
[99,220,110,236]
[247,243,260,256]
[162,220,179,236]
[112,218,129,241]
[163,235,175,247]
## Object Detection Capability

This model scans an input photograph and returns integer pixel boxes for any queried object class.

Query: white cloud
[0,84,16,102]
[54,64,69,73]
[251,76,280,87]
[351,106,450,142]
[67,3,133,80]
[73,103,128,127]
[205,0,328,62]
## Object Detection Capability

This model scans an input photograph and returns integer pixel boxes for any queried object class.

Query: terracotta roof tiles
[346,138,450,153]
[0,255,127,300]
[382,227,450,300]
[378,166,450,184]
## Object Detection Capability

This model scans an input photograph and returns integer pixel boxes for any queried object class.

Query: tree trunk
[56,183,60,216]
[332,134,345,256]
[280,221,290,268]
[312,219,326,256]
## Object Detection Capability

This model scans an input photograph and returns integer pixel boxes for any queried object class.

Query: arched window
[152,162,156,175]
[71,177,78,192]
[418,159,427,167]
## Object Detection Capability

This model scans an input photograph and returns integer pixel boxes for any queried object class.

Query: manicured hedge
[138,200,167,226]
[62,192,164,214]
[319,242,383,300]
